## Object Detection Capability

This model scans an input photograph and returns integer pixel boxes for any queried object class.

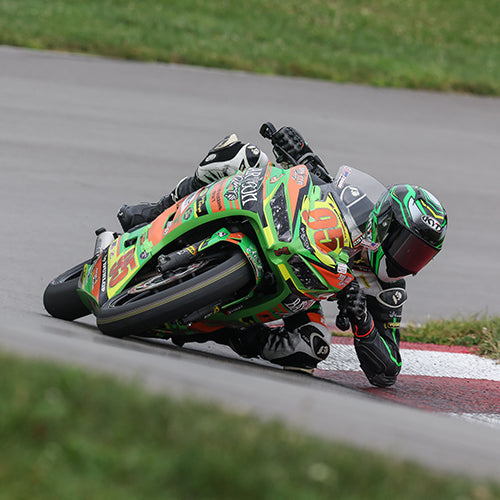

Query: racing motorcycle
[43,123,387,339]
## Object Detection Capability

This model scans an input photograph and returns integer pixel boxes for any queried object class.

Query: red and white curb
[315,337,500,428]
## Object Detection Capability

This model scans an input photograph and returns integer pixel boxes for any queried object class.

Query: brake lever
[259,122,298,166]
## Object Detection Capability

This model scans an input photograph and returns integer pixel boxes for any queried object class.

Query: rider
[117,126,447,387]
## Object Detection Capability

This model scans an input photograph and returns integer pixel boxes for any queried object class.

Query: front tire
[43,260,92,321]
[96,248,253,338]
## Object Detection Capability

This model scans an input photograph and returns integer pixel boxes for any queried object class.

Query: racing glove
[272,126,313,164]
[272,126,331,182]
[336,280,374,338]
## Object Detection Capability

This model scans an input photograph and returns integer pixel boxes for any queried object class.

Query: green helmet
[367,185,447,282]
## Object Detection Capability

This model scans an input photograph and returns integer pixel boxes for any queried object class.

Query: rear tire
[96,248,253,338]
[43,260,92,321]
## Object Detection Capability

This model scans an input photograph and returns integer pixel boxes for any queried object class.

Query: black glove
[272,126,332,182]
[273,126,313,164]
[336,281,374,337]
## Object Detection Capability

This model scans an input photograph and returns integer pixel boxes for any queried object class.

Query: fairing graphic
[78,164,356,332]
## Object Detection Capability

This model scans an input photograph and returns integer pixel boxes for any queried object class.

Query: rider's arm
[337,280,406,387]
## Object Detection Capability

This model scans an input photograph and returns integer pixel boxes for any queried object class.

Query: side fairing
[78,164,355,326]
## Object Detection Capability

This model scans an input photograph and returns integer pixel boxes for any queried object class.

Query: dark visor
[383,223,438,275]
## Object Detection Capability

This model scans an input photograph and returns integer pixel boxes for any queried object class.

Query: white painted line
[320,344,500,381]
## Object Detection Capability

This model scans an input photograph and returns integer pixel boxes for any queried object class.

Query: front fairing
[258,166,355,301]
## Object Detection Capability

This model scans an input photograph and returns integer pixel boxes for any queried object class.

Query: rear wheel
[96,248,253,338]
[43,259,92,320]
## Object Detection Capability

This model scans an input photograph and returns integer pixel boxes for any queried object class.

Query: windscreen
[325,165,388,247]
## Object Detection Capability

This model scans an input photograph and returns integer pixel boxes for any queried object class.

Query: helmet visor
[383,223,439,276]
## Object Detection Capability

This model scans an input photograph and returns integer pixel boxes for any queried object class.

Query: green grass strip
[1,350,499,499]
[403,314,500,360]
[0,0,499,95]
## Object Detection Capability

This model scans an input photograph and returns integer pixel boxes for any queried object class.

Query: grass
[0,349,499,499]
[0,0,499,95]
[402,314,500,360]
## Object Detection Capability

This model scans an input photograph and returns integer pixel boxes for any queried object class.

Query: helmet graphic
[367,185,447,282]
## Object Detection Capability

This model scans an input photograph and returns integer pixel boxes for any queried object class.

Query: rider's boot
[260,323,331,373]
[117,134,269,232]
[194,133,269,184]
[227,323,331,374]
[117,197,172,232]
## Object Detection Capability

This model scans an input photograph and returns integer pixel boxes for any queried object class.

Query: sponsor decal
[421,214,443,232]
[376,287,407,308]
[360,238,380,251]
[100,259,107,293]
[384,321,401,329]
[290,165,307,186]
[183,207,194,220]
[299,223,313,251]
[247,145,260,156]
[336,165,352,189]
[337,262,348,274]
[270,173,285,184]
[224,175,243,202]
[108,239,118,260]
[195,194,208,217]
[209,181,226,212]
[240,168,263,209]
[302,207,345,253]
[282,294,315,313]
[181,191,198,211]
[109,247,137,288]
[91,266,99,290]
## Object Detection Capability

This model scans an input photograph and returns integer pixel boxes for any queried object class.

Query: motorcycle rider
[117,126,447,387]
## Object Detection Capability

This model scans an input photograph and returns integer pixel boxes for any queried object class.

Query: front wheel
[43,259,92,321]
[96,248,254,338]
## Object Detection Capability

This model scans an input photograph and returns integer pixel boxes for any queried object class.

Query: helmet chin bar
[375,255,410,283]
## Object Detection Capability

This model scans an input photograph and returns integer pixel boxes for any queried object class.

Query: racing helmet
[367,185,447,282]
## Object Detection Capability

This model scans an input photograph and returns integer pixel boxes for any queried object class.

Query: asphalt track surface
[1,46,500,481]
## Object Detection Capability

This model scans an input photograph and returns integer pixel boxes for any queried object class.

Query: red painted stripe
[329,335,477,354]
[314,369,500,414]
[398,341,477,353]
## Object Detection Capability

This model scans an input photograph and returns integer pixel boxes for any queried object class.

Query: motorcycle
[43,123,387,339]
